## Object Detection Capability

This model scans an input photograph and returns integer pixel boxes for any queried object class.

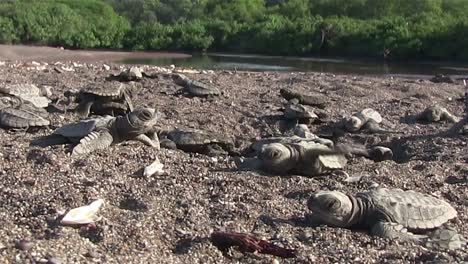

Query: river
[121,53,468,79]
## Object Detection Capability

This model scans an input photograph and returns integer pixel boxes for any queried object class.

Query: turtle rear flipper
[370,221,427,243]
[425,229,467,250]
[72,130,114,156]
[134,133,160,150]
[75,101,94,117]
[30,134,68,147]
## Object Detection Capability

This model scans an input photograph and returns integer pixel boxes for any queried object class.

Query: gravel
[0,60,466,263]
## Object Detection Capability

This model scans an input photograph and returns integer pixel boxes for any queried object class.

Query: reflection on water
[121,53,468,78]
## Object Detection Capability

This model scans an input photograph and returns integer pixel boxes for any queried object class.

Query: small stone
[85,249,99,259]
[47,257,63,264]
[15,239,32,251]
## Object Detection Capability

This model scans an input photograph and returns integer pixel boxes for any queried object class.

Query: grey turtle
[343,108,399,134]
[283,98,318,123]
[0,84,51,108]
[344,108,382,132]
[65,81,138,117]
[307,188,466,250]
[236,140,348,177]
[172,73,220,97]
[279,88,327,109]
[159,129,236,156]
[108,66,144,82]
[31,107,160,156]
[430,74,455,84]
[417,105,459,123]
[0,95,50,128]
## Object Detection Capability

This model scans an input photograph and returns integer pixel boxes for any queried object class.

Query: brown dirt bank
[0,60,466,263]
[0,44,190,63]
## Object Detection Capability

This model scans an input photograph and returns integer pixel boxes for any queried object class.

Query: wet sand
[0,44,190,63]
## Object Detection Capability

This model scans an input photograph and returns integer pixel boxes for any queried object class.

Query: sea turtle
[283,98,318,123]
[342,108,399,134]
[430,74,455,84]
[307,188,466,250]
[0,84,51,108]
[159,129,237,156]
[417,105,459,123]
[65,81,139,117]
[236,140,348,177]
[293,124,316,139]
[108,66,144,82]
[279,88,327,109]
[344,108,382,132]
[0,95,50,128]
[31,107,160,156]
[172,73,220,97]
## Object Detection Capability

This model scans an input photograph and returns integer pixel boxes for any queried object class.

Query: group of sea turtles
[0,66,466,254]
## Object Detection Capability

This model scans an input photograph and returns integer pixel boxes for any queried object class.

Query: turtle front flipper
[75,101,94,117]
[123,92,134,112]
[370,221,427,243]
[134,134,160,150]
[234,157,263,171]
[30,134,68,147]
[72,130,114,156]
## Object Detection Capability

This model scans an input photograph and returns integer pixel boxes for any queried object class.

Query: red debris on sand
[210,231,296,258]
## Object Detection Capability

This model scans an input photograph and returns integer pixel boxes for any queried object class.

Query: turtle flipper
[135,134,160,150]
[30,134,68,147]
[234,157,263,171]
[75,101,93,117]
[370,221,427,243]
[123,91,134,112]
[425,228,467,250]
[72,130,114,156]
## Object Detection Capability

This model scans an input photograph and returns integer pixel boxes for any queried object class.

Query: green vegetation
[1,0,468,60]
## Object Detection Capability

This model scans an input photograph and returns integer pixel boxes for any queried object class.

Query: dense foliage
[1,0,468,60]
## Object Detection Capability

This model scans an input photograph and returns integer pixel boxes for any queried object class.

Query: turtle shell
[186,80,220,96]
[284,100,318,120]
[168,130,219,146]
[81,82,128,98]
[361,188,457,231]
[0,84,50,108]
[0,84,42,97]
[53,116,114,138]
[0,107,50,128]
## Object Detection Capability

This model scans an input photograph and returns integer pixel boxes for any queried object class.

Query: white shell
[143,157,165,177]
[60,199,104,225]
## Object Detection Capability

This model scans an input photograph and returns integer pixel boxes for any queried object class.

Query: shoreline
[0,44,191,63]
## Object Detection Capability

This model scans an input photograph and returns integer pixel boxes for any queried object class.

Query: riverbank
[0,60,466,263]
[0,44,191,63]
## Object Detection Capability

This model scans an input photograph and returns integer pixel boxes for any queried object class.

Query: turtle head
[307,191,353,227]
[126,107,159,132]
[126,82,142,98]
[172,73,188,86]
[258,143,295,174]
[344,116,362,132]
[0,95,21,109]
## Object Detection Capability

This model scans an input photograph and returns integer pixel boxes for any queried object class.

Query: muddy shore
[0,44,190,63]
[0,50,466,263]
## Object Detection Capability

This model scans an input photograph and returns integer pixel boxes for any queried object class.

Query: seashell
[60,199,104,226]
[143,157,165,177]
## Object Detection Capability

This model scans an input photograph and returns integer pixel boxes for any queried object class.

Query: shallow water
[121,53,468,78]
